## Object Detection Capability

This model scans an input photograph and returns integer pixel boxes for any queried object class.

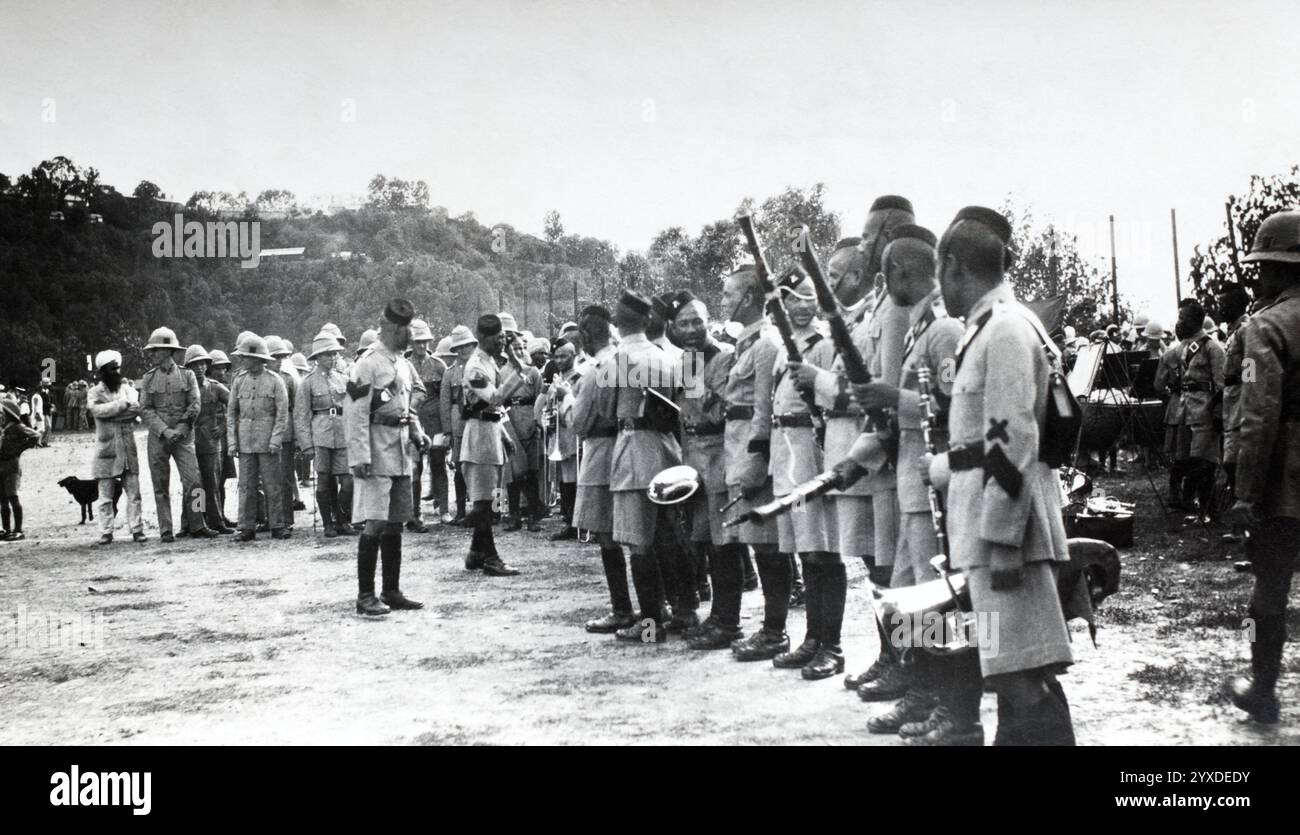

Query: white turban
[95,350,123,370]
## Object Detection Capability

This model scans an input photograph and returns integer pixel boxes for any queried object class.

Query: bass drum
[1078,401,1124,456]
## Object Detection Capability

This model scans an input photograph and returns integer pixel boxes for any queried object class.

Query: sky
[2,0,1298,317]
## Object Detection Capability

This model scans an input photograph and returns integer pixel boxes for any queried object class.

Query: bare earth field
[1,430,1296,745]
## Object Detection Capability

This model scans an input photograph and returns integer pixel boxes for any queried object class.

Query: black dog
[58,476,121,524]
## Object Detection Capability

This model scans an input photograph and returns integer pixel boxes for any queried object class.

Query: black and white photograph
[1,0,1297,781]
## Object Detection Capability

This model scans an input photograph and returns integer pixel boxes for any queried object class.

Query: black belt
[948,444,984,472]
[507,397,536,406]
[683,421,724,436]
[619,417,673,433]
[1182,382,1214,392]
[313,407,341,416]
[825,408,865,419]
[772,413,814,429]
[370,413,410,427]
[468,412,502,423]
[587,425,618,439]
[725,405,754,421]
[1224,374,1242,386]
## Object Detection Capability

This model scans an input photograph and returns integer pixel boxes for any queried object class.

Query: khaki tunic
[807,311,871,496]
[439,360,467,461]
[87,381,142,478]
[1235,284,1300,521]
[295,367,349,450]
[344,343,423,475]
[458,348,521,467]
[679,340,734,494]
[140,363,200,439]
[573,345,618,487]
[1222,314,1250,463]
[194,379,229,456]
[227,370,289,453]
[723,321,779,490]
[410,352,447,437]
[608,334,681,492]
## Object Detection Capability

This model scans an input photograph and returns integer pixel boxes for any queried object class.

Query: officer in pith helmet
[296,333,353,537]
[227,334,291,540]
[266,335,302,524]
[440,324,479,524]
[140,326,217,542]
[344,299,431,615]
[184,344,233,534]
[1224,209,1300,724]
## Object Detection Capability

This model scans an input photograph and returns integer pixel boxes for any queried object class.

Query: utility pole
[1225,200,1246,284]
[1170,208,1182,302]
[1108,215,1120,322]
[572,278,579,322]
[547,270,554,331]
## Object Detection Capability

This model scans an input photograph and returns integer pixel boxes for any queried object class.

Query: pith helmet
[234,334,275,362]
[447,325,477,350]
[357,328,379,356]
[321,322,347,345]
[1243,210,1300,264]
[290,352,310,373]
[265,335,290,357]
[497,312,521,334]
[434,336,456,358]
[145,326,182,351]
[183,344,212,366]
[208,349,231,367]
[309,334,343,359]
[410,318,434,342]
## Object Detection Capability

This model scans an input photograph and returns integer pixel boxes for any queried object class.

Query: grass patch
[92,601,168,614]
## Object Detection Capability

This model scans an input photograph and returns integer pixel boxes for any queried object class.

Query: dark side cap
[869,195,914,214]
[951,206,1012,244]
[888,224,937,249]
[617,290,652,317]
[668,289,698,320]
[383,298,415,326]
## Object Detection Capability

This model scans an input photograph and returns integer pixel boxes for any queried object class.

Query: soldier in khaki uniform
[87,350,146,544]
[498,314,545,532]
[296,333,352,537]
[459,314,524,577]
[208,348,236,526]
[766,274,843,677]
[1225,210,1300,724]
[1170,299,1226,520]
[440,325,477,525]
[671,292,742,650]
[227,334,290,541]
[721,266,792,661]
[140,326,216,542]
[184,344,233,535]
[405,319,442,533]
[607,290,683,642]
[344,299,430,615]
[540,341,581,541]
[926,206,1074,746]
[1217,285,1252,542]
[1153,327,1187,504]
[266,336,301,527]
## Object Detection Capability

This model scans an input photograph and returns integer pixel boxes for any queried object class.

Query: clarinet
[915,365,949,563]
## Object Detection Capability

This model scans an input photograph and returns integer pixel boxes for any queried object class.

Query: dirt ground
[1,430,1296,745]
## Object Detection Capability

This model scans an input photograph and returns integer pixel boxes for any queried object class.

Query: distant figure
[86,350,147,544]
[0,394,41,541]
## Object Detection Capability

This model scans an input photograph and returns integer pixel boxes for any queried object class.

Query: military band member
[426,336,459,523]
[406,319,442,532]
[608,290,684,641]
[844,224,977,741]
[440,325,478,525]
[572,305,633,631]
[460,314,524,577]
[87,350,146,544]
[926,206,1075,746]
[1225,210,1300,724]
[765,273,844,677]
[184,344,233,534]
[1153,318,1188,506]
[721,266,793,661]
[140,326,216,542]
[1218,285,1252,543]
[1171,299,1226,521]
[666,292,743,650]
[227,334,290,541]
[542,341,581,541]
[345,299,430,615]
[297,333,353,537]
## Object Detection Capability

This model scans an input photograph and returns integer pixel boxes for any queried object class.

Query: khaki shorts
[833,495,873,558]
[462,461,502,503]
[352,475,414,523]
[613,489,663,551]
[872,489,899,567]
[313,446,349,476]
[776,493,838,554]
[574,483,614,534]
[689,489,729,545]
[725,483,778,546]
[892,511,939,588]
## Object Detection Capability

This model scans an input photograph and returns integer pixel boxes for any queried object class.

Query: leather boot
[379,531,423,609]
[732,628,790,661]
[1009,688,1076,746]
[845,655,894,691]
[903,706,984,746]
[584,546,634,633]
[356,592,390,617]
[858,661,910,701]
[868,689,938,734]
[774,637,820,669]
[754,550,792,635]
[1226,612,1284,724]
[687,621,744,650]
[316,484,336,537]
[802,644,845,680]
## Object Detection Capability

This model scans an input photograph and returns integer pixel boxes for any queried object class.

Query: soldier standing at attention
[440,325,478,525]
[1225,210,1300,724]
[459,314,524,577]
[572,305,633,631]
[227,335,290,542]
[296,333,352,538]
[1153,312,1189,506]
[344,299,430,615]
[926,206,1074,746]
[87,350,147,545]
[498,313,545,533]
[720,267,792,662]
[1217,284,1252,543]
[266,336,301,527]
[184,344,233,535]
[140,326,216,542]
[607,290,684,642]
[207,348,237,527]
[542,340,581,541]
[405,319,441,533]
[1170,299,1226,522]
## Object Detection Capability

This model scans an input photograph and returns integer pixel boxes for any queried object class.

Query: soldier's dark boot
[903,706,985,747]
[742,550,759,592]
[379,529,422,610]
[619,550,668,642]
[732,628,790,661]
[503,483,523,531]
[858,661,910,701]
[523,476,543,531]
[466,502,490,570]
[356,534,389,616]
[1227,612,1284,724]
[803,559,847,680]
[753,549,792,637]
[585,546,636,632]
[316,483,336,537]
[868,689,938,734]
